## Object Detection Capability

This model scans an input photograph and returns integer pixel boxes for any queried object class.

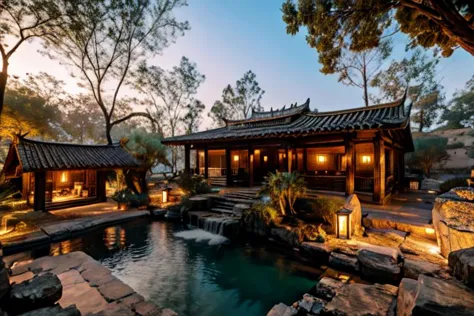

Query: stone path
[9,251,175,316]
[2,211,149,254]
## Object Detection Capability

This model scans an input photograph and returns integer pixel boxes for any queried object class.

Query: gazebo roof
[162,97,413,148]
[2,137,140,177]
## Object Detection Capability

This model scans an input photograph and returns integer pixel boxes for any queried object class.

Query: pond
[7,220,322,316]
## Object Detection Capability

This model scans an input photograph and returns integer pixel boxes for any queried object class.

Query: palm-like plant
[259,171,306,216]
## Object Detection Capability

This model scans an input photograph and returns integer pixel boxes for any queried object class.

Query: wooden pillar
[345,137,355,196]
[97,170,107,202]
[204,146,209,179]
[226,147,232,186]
[248,145,254,187]
[285,146,289,172]
[184,144,191,175]
[34,171,46,211]
[303,148,308,173]
[398,150,405,186]
[294,147,298,171]
[373,134,386,203]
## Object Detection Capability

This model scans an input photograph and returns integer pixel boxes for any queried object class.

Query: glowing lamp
[336,207,352,239]
[61,171,68,183]
[361,155,372,164]
[233,155,239,162]
[317,155,326,163]
[254,149,260,155]
[263,156,268,162]
[425,227,435,235]
[162,187,171,203]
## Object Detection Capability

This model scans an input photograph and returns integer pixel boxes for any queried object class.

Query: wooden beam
[373,133,385,203]
[345,137,355,196]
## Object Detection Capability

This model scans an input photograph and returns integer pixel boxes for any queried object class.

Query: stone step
[210,208,235,215]
[213,196,255,205]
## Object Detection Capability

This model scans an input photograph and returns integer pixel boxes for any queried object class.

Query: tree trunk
[362,59,369,107]
[418,110,424,132]
[106,120,113,145]
[0,64,8,122]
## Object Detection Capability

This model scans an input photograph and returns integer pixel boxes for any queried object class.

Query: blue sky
[9,0,474,128]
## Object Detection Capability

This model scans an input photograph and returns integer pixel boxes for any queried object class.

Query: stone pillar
[373,134,385,203]
[226,147,232,186]
[204,146,209,179]
[34,171,46,211]
[184,144,191,175]
[345,138,355,196]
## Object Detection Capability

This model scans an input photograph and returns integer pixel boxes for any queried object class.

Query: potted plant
[113,189,131,211]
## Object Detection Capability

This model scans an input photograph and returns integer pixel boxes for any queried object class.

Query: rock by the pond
[9,273,62,313]
[0,266,10,301]
[150,209,166,217]
[344,194,364,237]
[328,252,358,273]
[358,248,402,284]
[271,226,303,247]
[397,278,418,316]
[314,277,344,301]
[409,275,474,315]
[267,303,297,316]
[19,304,80,316]
[233,203,250,216]
[296,293,325,314]
[323,283,398,316]
[448,247,474,287]
[403,258,444,280]
[299,242,332,263]
[432,187,474,258]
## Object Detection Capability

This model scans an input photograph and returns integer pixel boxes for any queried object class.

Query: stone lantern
[336,207,352,239]
[162,187,172,203]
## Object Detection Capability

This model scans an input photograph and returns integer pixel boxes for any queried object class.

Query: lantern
[317,155,326,163]
[263,155,268,162]
[233,155,239,162]
[162,187,172,203]
[361,155,372,164]
[336,207,352,239]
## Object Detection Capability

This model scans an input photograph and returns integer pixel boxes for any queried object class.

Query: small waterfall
[175,216,240,245]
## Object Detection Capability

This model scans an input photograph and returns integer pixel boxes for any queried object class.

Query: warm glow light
[317,155,326,163]
[60,172,67,183]
[263,156,268,162]
[362,155,372,164]
[233,155,239,162]
[338,215,348,238]
[162,190,168,203]
[254,149,260,155]
[425,227,435,235]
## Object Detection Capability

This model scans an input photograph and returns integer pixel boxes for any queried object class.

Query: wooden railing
[385,175,395,194]
[303,175,346,192]
[198,167,227,177]
[355,176,373,192]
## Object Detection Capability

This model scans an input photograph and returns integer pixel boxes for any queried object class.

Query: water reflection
[6,220,319,316]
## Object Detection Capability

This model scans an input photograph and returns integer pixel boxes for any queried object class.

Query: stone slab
[267,303,297,316]
[98,279,135,302]
[59,281,108,315]
[397,278,418,316]
[9,272,34,285]
[57,270,86,288]
[403,258,445,280]
[328,252,358,273]
[2,231,50,254]
[448,247,474,287]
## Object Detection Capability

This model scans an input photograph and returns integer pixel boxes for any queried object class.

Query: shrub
[128,193,149,208]
[112,189,133,203]
[406,137,449,177]
[468,147,474,158]
[447,142,465,149]
[296,197,345,224]
[175,173,211,196]
[439,177,468,193]
[243,202,279,226]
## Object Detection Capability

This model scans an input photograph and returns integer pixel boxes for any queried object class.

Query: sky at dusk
[7,0,474,130]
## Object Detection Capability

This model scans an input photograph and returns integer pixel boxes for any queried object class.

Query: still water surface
[17,220,321,316]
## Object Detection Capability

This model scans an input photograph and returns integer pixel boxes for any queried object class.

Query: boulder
[9,273,62,314]
[432,187,474,258]
[189,196,211,211]
[314,277,344,301]
[296,293,325,314]
[397,278,418,316]
[19,305,80,316]
[233,203,251,216]
[364,228,407,248]
[323,283,398,316]
[403,258,444,280]
[448,247,474,287]
[0,266,10,301]
[271,226,303,247]
[267,303,297,316]
[299,242,332,263]
[328,252,358,273]
[358,249,402,285]
[410,275,474,315]
[344,194,363,237]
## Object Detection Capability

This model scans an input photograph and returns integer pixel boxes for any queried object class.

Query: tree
[281,1,474,73]
[43,0,189,144]
[440,76,474,128]
[0,0,72,121]
[406,137,450,177]
[337,41,391,107]
[182,100,205,135]
[371,50,444,131]
[135,56,205,173]
[208,70,265,126]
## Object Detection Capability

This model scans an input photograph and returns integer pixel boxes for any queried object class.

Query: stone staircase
[209,177,226,187]
[209,187,260,215]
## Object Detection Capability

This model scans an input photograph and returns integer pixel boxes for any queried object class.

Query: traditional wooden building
[163,97,414,204]
[1,137,140,211]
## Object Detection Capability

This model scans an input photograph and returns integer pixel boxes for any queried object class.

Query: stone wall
[432,187,474,258]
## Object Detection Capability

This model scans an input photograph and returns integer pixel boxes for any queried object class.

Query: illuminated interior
[317,155,326,163]
[362,155,372,163]
[44,170,97,203]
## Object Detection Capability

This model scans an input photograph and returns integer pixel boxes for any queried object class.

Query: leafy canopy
[440,76,474,129]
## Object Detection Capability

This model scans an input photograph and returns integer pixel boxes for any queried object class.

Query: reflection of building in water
[50,239,78,256]
[104,226,126,250]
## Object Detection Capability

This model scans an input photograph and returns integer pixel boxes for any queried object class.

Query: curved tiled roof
[13,138,140,172]
[163,97,412,145]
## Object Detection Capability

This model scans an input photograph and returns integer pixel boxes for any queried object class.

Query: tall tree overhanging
[42,0,189,144]
[208,70,265,127]
[371,50,444,132]
[135,56,205,172]
[281,1,474,72]
[182,100,205,135]
[440,76,474,128]
[0,0,72,121]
